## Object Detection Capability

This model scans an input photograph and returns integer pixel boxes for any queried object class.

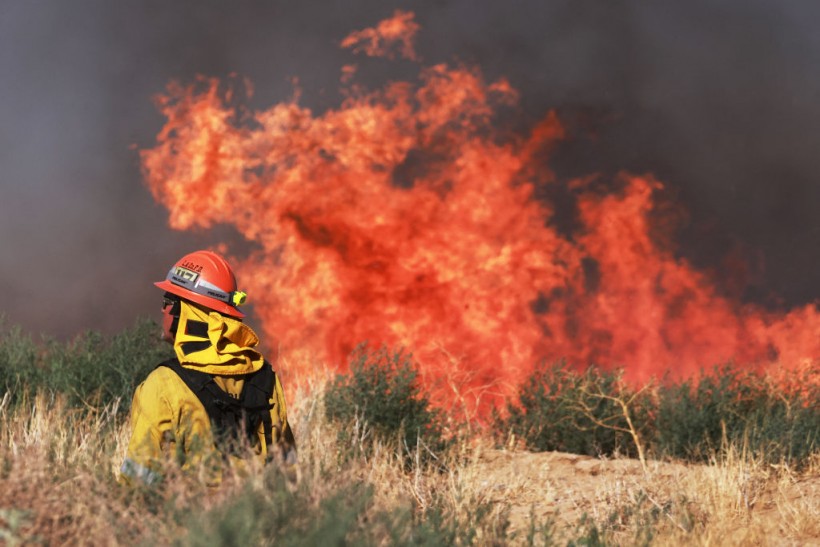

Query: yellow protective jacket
[120,301,296,486]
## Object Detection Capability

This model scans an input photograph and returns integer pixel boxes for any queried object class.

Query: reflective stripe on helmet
[165,267,243,308]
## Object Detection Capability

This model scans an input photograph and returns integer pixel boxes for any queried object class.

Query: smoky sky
[1,0,818,340]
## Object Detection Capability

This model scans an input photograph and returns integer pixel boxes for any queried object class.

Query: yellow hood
[173,300,264,375]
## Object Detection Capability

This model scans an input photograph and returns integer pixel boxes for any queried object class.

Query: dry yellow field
[1,389,817,546]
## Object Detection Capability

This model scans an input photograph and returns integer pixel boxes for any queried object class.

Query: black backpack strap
[158,357,208,393]
[157,358,240,427]
[239,361,276,447]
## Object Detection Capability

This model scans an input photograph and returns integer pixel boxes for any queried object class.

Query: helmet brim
[154,280,246,319]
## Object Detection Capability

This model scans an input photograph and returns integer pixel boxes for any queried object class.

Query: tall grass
[1,381,817,545]
[0,320,817,545]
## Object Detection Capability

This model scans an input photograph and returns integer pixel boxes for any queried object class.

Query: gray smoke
[1,0,817,340]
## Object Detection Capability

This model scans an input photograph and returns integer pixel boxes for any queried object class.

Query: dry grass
[0,381,817,546]
[466,439,820,546]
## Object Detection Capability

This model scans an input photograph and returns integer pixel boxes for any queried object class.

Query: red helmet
[154,250,247,318]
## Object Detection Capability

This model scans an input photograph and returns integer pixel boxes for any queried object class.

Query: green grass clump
[324,345,448,464]
[178,468,511,547]
[180,473,372,546]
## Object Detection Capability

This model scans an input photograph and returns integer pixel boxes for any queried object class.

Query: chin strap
[165,292,182,335]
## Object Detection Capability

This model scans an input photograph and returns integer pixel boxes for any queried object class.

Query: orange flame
[340,9,420,61]
[141,12,819,421]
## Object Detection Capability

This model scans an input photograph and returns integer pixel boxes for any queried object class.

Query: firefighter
[120,250,296,486]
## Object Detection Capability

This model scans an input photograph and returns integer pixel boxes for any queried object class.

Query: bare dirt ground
[468,448,820,546]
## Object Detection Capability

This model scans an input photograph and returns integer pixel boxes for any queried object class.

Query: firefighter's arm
[119,371,176,485]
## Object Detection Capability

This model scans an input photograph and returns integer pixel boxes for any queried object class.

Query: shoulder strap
[239,360,276,447]
[157,357,239,421]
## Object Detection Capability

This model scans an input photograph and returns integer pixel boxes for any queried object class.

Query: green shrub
[656,365,819,466]
[507,361,818,468]
[324,345,448,464]
[503,362,655,459]
[51,318,173,407]
[0,320,42,396]
[0,317,173,411]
